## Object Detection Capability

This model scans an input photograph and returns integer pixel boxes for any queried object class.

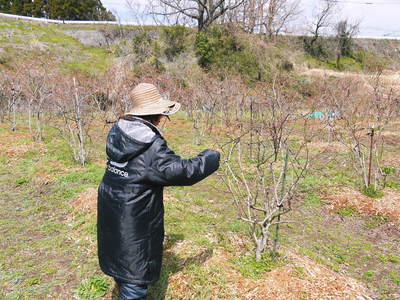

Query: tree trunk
[73,78,86,165]
[36,111,42,141]
[11,99,16,132]
[198,4,205,31]
[28,101,32,133]
[255,228,269,262]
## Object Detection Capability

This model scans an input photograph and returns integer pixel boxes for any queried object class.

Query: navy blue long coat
[97,117,220,284]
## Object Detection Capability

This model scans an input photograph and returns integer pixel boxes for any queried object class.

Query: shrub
[162,25,189,61]
[352,50,389,72]
[280,60,294,72]
[303,36,335,60]
[194,26,228,68]
[194,26,263,81]
[132,32,152,62]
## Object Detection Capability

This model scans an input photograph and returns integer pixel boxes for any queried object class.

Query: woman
[97,83,220,300]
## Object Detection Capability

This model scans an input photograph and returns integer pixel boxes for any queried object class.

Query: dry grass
[165,244,373,299]
[0,129,46,158]
[308,141,347,152]
[323,186,400,224]
[71,186,98,215]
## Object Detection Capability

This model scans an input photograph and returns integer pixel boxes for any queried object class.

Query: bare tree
[221,78,312,261]
[125,0,152,27]
[52,76,95,165]
[323,75,397,192]
[227,0,265,33]
[305,0,338,57]
[0,71,8,123]
[185,74,220,145]
[263,0,301,40]
[151,0,245,31]
[0,72,22,132]
[20,65,51,141]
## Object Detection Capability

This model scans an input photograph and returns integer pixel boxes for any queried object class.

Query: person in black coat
[97,83,220,300]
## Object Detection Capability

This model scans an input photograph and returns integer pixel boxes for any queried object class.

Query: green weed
[303,191,323,208]
[387,254,400,264]
[4,292,21,300]
[232,251,286,280]
[365,215,389,229]
[390,272,400,286]
[362,270,375,281]
[15,177,29,186]
[386,181,400,190]
[362,185,384,198]
[224,220,249,233]
[336,206,357,217]
[25,277,41,286]
[74,275,110,299]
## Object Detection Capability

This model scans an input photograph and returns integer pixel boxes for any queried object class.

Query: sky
[101,0,400,38]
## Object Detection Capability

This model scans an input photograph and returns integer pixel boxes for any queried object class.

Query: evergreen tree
[8,0,31,16]
[0,0,12,12]
[0,0,115,21]
[31,0,48,18]
[47,0,114,21]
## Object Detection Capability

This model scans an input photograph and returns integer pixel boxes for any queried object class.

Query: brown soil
[322,186,400,224]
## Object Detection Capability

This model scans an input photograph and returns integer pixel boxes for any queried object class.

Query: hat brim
[126,98,181,116]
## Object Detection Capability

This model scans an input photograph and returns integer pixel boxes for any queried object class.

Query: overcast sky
[101,0,400,38]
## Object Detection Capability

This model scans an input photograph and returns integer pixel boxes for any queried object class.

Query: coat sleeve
[145,138,220,186]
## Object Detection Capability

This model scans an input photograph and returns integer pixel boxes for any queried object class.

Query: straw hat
[126,83,181,116]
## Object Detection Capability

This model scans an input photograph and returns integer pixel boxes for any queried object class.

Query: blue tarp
[309,112,325,119]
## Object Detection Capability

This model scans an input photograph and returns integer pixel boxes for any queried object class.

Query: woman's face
[153,115,165,127]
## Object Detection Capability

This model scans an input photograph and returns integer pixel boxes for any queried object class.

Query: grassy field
[0,114,399,300]
[0,20,111,75]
